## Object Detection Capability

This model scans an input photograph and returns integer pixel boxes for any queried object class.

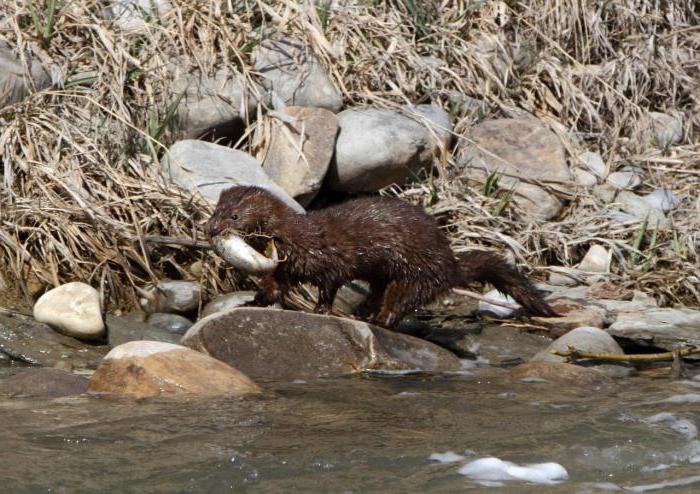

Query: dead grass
[0,0,698,308]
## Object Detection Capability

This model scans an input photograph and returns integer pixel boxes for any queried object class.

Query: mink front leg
[253,272,288,307]
[314,282,341,315]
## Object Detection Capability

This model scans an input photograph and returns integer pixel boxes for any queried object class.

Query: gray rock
[648,111,683,148]
[0,368,89,398]
[170,65,265,140]
[105,0,172,33]
[606,170,641,190]
[160,140,304,210]
[402,104,453,149]
[181,308,461,380]
[0,315,108,369]
[607,308,700,350]
[0,40,51,109]
[548,268,585,287]
[106,314,181,347]
[478,289,518,318]
[643,188,681,213]
[201,291,257,318]
[577,151,607,178]
[459,118,569,220]
[146,313,192,335]
[510,361,615,388]
[254,38,342,112]
[258,106,338,206]
[578,245,611,273]
[334,281,370,316]
[141,280,202,314]
[328,108,446,192]
[532,326,633,378]
[33,282,105,340]
[573,168,598,187]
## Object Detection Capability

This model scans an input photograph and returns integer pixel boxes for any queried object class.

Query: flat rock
[160,140,304,210]
[254,38,342,112]
[181,308,461,381]
[201,291,257,318]
[33,282,105,340]
[106,315,180,348]
[459,118,569,220]
[615,191,668,227]
[328,108,447,192]
[0,368,88,398]
[88,341,260,399]
[510,361,615,388]
[0,315,108,369]
[258,106,338,206]
[170,65,264,140]
[146,313,192,335]
[607,308,700,350]
[534,304,607,337]
[0,40,51,109]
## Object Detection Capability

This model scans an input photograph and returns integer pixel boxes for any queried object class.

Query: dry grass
[1,0,698,309]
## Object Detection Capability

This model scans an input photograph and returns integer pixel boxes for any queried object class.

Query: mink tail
[454,251,558,317]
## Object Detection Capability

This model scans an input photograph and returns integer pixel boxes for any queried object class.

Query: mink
[207,186,557,328]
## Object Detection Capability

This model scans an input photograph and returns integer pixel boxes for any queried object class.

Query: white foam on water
[646,412,698,440]
[660,393,700,404]
[429,451,466,464]
[627,474,700,493]
[456,456,568,485]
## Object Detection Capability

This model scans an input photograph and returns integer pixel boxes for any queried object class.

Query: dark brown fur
[208,186,557,328]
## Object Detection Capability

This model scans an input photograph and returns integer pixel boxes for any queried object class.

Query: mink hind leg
[371,280,441,329]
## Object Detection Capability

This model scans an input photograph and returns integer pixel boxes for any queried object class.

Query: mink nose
[207,220,224,238]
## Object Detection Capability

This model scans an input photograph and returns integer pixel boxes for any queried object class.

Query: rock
[88,341,260,399]
[402,104,453,149]
[258,106,338,206]
[447,91,487,115]
[105,0,172,33]
[0,40,51,108]
[0,368,88,398]
[333,281,370,316]
[181,308,461,380]
[478,289,518,318]
[577,151,607,178]
[328,108,447,192]
[254,38,342,112]
[146,313,192,335]
[548,268,585,287]
[106,314,180,347]
[160,140,304,210]
[586,281,632,301]
[170,65,264,140]
[615,191,668,227]
[573,168,598,187]
[648,111,683,147]
[532,326,633,378]
[510,361,614,388]
[592,184,617,203]
[578,245,612,273]
[606,170,641,190]
[459,118,569,220]
[141,280,202,314]
[33,282,105,340]
[201,291,256,318]
[607,308,700,350]
[643,188,680,212]
[0,315,108,369]
[534,305,607,336]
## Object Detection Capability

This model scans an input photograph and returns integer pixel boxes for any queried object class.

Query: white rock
[649,111,683,148]
[606,171,641,189]
[144,280,202,313]
[578,151,607,178]
[160,140,304,211]
[643,188,681,212]
[254,38,342,112]
[615,191,668,227]
[532,327,624,363]
[478,290,519,318]
[33,282,105,340]
[573,168,598,187]
[578,245,612,273]
[106,0,172,33]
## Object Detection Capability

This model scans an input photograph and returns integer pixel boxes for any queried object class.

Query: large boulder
[254,38,342,112]
[458,118,570,220]
[181,308,461,380]
[160,140,304,210]
[258,106,339,206]
[0,40,51,109]
[170,65,265,140]
[0,368,88,398]
[0,315,108,369]
[88,341,260,398]
[33,282,105,340]
[607,308,700,350]
[328,106,451,192]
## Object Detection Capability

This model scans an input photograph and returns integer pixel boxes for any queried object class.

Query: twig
[551,344,700,362]
[129,235,211,249]
[451,288,521,310]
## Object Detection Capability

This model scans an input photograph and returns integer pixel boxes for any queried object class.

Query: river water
[1,365,699,493]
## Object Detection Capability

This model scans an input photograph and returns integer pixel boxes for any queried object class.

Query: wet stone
[510,361,615,389]
[0,314,108,369]
[146,313,192,335]
[0,367,89,398]
[106,314,181,348]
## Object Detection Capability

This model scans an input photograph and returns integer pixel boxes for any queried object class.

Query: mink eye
[231,214,238,220]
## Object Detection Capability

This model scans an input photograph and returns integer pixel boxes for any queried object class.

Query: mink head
[207,186,292,238]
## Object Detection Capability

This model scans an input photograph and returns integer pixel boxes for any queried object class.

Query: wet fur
[208,186,557,328]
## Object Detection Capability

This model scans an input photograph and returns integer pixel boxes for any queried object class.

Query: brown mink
[207,186,557,328]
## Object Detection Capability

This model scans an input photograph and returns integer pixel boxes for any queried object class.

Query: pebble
[33,282,105,340]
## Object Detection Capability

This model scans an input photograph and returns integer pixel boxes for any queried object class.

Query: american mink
[207,186,557,328]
